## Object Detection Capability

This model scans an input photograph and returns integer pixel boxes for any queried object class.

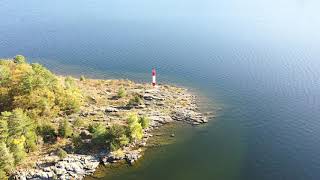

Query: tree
[0,58,83,116]
[9,135,26,164]
[118,134,129,147]
[23,116,37,152]
[56,87,83,115]
[58,119,72,138]
[6,109,33,164]
[0,65,11,86]
[80,75,85,81]
[0,142,14,174]
[13,87,56,117]
[127,95,143,107]
[117,87,126,98]
[0,169,8,180]
[106,124,128,151]
[0,112,10,143]
[89,123,107,145]
[37,123,57,143]
[128,122,143,141]
[64,76,75,89]
[5,109,37,153]
[127,113,143,141]
[18,63,58,94]
[56,148,67,159]
[13,55,26,64]
[138,116,150,129]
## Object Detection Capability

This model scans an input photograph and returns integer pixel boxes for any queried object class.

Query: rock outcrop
[13,155,100,180]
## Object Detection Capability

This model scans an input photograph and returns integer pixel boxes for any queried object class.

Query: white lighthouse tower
[152,68,156,87]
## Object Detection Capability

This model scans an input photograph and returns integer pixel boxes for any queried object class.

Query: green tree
[127,95,143,106]
[0,142,14,174]
[128,122,143,141]
[6,109,33,164]
[9,135,26,164]
[64,76,75,89]
[0,169,8,180]
[5,109,37,153]
[0,112,10,143]
[56,148,67,159]
[117,87,126,98]
[138,116,150,129]
[56,87,83,115]
[58,119,72,138]
[80,75,85,81]
[13,55,26,64]
[37,123,57,143]
[106,124,128,151]
[89,123,107,145]
[127,113,143,141]
[18,63,58,94]
[23,117,37,152]
[118,134,129,147]
[0,65,11,86]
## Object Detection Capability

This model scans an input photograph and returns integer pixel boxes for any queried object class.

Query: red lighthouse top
[152,68,156,87]
[152,68,156,76]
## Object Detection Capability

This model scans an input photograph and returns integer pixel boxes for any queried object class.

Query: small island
[0,56,211,180]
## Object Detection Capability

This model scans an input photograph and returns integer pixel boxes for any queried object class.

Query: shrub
[56,148,67,159]
[0,112,9,143]
[89,123,107,145]
[9,135,26,164]
[0,65,11,86]
[127,95,142,106]
[0,57,83,117]
[37,124,57,143]
[56,87,83,115]
[13,88,56,117]
[0,169,8,180]
[5,109,36,163]
[118,134,129,147]
[13,55,26,64]
[80,75,85,81]
[64,76,75,89]
[111,149,124,158]
[88,123,105,134]
[117,87,126,98]
[127,113,143,141]
[0,142,14,174]
[106,124,128,151]
[128,122,143,141]
[139,116,150,129]
[58,119,72,138]
[73,118,85,128]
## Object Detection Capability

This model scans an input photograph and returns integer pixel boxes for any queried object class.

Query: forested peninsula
[0,56,211,180]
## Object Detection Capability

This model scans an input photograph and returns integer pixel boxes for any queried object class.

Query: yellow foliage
[12,136,25,145]
[0,57,83,117]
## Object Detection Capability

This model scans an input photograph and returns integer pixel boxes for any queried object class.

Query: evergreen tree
[0,169,8,180]
[13,55,26,64]
[127,113,143,141]
[58,119,72,138]
[117,87,126,98]
[0,112,10,143]
[6,109,32,164]
[138,116,150,129]
[0,142,14,174]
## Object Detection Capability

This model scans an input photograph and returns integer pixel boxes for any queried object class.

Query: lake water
[1,0,320,179]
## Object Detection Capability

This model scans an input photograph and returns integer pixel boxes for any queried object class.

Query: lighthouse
[152,68,156,87]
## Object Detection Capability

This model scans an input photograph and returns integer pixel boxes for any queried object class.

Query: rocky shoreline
[12,80,213,180]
